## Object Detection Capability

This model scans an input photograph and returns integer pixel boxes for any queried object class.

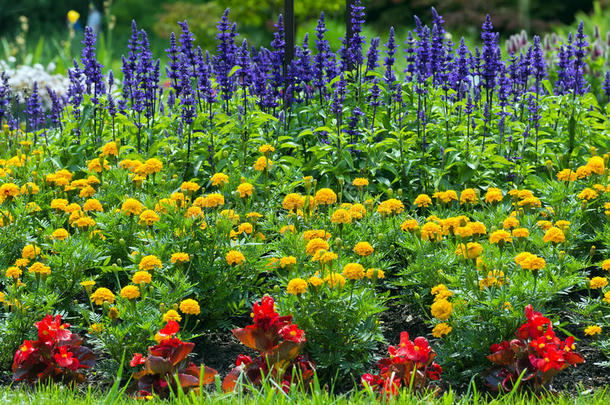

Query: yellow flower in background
[163,309,182,322]
[226,250,245,265]
[258,144,275,154]
[400,219,419,232]
[52,228,70,240]
[305,238,329,255]
[139,209,160,226]
[254,156,273,171]
[237,182,253,198]
[101,141,118,157]
[584,325,602,336]
[330,208,352,224]
[324,272,346,288]
[132,271,152,284]
[180,181,200,193]
[5,266,22,279]
[431,299,453,320]
[352,178,369,188]
[502,217,519,230]
[365,268,385,279]
[83,199,103,212]
[484,187,503,203]
[556,169,577,182]
[342,263,365,280]
[377,198,404,215]
[279,256,296,268]
[303,230,331,241]
[120,285,140,300]
[512,228,529,239]
[210,172,229,186]
[413,194,432,208]
[353,242,374,256]
[22,244,40,260]
[489,230,512,245]
[282,193,305,210]
[308,275,324,287]
[455,242,483,259]
[121,198,143,216]
[180,299,200,315]
[432,323,452,338]
[460,188,478,204]
[315,188,337,205]
[590,277,608,289]
[602,259,610,271]
[139,255,162,271]
[586,156,605,175]
[90,287,115,305]
[543,227,565,244]
[67,10,80,24]
[171,252,190,264]
[287,278,308,295]
[143,158,163,174]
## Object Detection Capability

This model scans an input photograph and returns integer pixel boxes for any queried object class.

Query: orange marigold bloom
[314,188,337,205]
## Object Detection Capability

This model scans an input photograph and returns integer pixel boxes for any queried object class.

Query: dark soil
[195,330,257,377]
[552,339,610,392]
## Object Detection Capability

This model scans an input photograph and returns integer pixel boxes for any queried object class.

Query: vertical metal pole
[284,0,295,79]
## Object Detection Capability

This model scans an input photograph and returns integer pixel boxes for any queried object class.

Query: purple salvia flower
[81,26,105,104]
[452,38,471,99]
[403,31,416,81]
[481,15,499,92]
[531,35,546,86]
[365,37,380,76]
[0,71,10,124]
[26,82,44,143]
[313,12,331,90]
[573,21,589,96]
[46,87,63,130]
[270,14,286,94]
[415,26,431,80]
[165,32,181,94]
[214,9,239,111]
[603,72,610,101]
[383,27,397,87]
[177,21,197,74]
[347,0,366,71]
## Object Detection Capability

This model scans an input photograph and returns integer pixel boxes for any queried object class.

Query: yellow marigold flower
[237,182,254,198]
[555,220,570,231]
[254,156,273,171]
[421,222,443,242]
[431,284,450,296]
[454,226,473,239]
[50,198,68,212]
[575,165,592,179]
[413,194,432,208]
[143,158,163,174]
[512,228,529,239]
[120,285,140,300]
[287,278,308,295]
[279,256,297,268]
[201,193,225,208]
[90,287,115,305]
[432,323,452,338]
[536,220,552,231]
[365,268,385,279]
[259,144,275,154]
[349,203,366,220]
[139,209,160,226]
[352,178,369,188]
[20,182,39,195]
[604,291,610,304]
[72,216,96,229]
[502,217,519,230]
[52,228,69,240]
[543,227,565,244]
[171,252,190,264]
[485,187,503,203]
[14,258,28,268]
[6,266,22,279]
[353,242,374,256]
[584,325,602,336]
[87,158,110,173]
[89,323,102,334]
[132,271,152,284]
[180,299,200,315]
[311,250,338,263]
[557,169,577,182]
[101,141,118,157]
[139,255,162,271]
[343,263,365,280]
[226,250,245,265]
[515,252,546,271]
[303,230,331,241]
[22,244,40,260]
[185,205,203,218]
[460,188,478,204]
[315,188,337,205]
[0,183,20,199]
[587,156,605,175]
[210,172,229,186]
[67,10,80,24]
[163,309,182,322]
[121,198,143,216]
[577,188,598,201]
[180,181,200,193]
[82,198,103,212]
[435,190,458,204]
[489,230,512,245]
[377,198,405,215]
[324,272,346,288]
[602,259,610,271]
[80,280,95,289]
[220,209,240,224]
[400,219,419,232]
[590,277,608,289]
[468,221,487,236]
[280,225,296,234]
[331,208,352,224]
[308,275,324,287]
[455,242,483,259]
[238,222,254,235]
[282,193,305,210]
[305,238,330,255]
[431,299,453,321]
[64,203,82,214]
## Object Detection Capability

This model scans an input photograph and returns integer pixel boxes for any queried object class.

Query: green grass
[0,381,608,405]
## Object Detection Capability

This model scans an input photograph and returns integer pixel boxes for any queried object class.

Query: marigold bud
[108,307,119,320]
